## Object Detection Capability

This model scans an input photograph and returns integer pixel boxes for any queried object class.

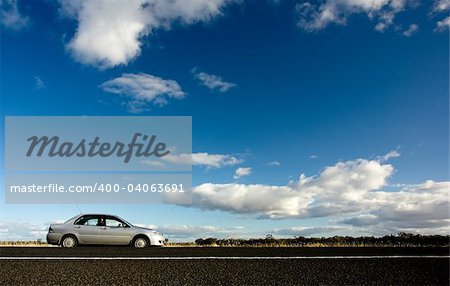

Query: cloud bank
[165,155,449,234]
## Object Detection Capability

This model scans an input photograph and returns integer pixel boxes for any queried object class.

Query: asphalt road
[0,247,448,285]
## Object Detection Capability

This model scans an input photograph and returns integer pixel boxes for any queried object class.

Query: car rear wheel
[133,237,149,248]
[61,235,78,248]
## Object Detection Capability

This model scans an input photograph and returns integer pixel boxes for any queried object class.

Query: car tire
[133,236,149,248]
[61,235,78,248]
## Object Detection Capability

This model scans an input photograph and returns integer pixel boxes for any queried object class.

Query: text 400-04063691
[120,183,184,193]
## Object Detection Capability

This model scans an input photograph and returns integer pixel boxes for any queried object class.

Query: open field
[0,247,448,285]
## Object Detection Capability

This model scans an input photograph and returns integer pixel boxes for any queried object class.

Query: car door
[98,216,133,245]
[73,215,101,244]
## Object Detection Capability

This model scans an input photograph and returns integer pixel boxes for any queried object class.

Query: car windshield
[116,216,133,227]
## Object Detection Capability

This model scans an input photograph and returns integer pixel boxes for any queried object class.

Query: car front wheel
[133,237,149,248]
[61,235,78,248]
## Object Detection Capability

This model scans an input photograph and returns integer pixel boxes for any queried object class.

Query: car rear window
[65,215,81,224]
[75,215,99,225]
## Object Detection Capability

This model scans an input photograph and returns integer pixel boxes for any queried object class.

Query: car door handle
[74,226,80,229]
[101,227,107,230]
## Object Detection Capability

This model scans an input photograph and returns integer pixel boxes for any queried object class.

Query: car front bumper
[149,234,166,246]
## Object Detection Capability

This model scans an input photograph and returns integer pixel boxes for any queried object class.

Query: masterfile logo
[26,133,170,163]
[6,116,191,171]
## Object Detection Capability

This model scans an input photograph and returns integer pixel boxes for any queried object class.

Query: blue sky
[0,0,449,241]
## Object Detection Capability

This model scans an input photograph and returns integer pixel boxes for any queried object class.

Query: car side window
[85,218,99,226]
[105,218,123,228]
[75,216,99,226]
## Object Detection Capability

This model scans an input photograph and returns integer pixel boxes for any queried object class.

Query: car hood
[132,226,158,233]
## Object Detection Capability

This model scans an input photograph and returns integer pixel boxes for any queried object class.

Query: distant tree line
[194,233,450,247]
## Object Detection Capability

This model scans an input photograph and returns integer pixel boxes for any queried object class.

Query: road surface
[0,247,448,285]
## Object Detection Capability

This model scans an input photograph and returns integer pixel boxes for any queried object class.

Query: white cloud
[402,23,418,36]
[0,221,51,241]
[0,0,28,30]
[165,156,450,233]
[267,161,281,167]
[161,152,242,168]
[157,225,243,239]
[192,68,237,92]
[100,73,185,112]
[296,0,407,32]
[34,76,46,90]
[310,154,319,159]
[432,0,450,13]
[234,167,252,179]
[274,226,350,237]
[173,158,394,218]
[376,150,400,162]
[339,214,380,226]
[132,223,245,240]
[435,16,450,32]
[337,181,450,234]
[59,0,233,68]
[62,0,148,68]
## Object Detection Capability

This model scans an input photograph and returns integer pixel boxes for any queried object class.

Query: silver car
[46,214,165,248]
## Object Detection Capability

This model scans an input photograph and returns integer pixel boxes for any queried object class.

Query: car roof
[77,214,119,217]
[65,214,134,226]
